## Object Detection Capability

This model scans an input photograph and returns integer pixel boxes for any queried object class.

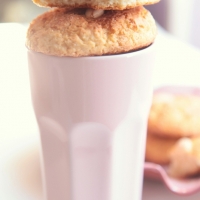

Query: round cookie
[26,6,156,57]
[33,0,160,10]
[148,93,200,138]
[168,137,200,178]
[145,133,178,165]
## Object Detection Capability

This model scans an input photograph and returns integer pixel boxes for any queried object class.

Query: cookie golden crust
[32,0,160,10]
[148,93,200,138]
[26,6,157,57]
[145,133,178,165]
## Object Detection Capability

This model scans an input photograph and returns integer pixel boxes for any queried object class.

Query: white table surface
[1,23,200,200]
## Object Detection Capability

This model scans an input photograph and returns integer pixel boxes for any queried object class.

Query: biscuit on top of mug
[26,7,157,57]
[32,0,160,10]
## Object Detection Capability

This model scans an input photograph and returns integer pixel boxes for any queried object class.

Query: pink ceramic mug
[28,44,155,200]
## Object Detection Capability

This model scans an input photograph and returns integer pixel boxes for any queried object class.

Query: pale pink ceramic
[144,85,200,196]
[144,162,200,196]
[28,45,155,200]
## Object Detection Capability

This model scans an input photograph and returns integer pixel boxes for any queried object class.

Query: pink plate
[154,85,200,96]
[144,85,200,196]
[144,162,200,196]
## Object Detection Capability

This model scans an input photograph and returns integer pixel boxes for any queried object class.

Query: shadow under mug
[27,44,155,200]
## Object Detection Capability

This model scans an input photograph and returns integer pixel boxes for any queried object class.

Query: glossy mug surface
[28,44,155,200]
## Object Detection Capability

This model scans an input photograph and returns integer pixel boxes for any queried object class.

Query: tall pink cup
[28,44,155,200]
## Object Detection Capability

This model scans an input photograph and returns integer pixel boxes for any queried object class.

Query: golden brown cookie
[148,93,200,138]
[26,7,156,57]
[168,137,200,178]
[32,0,160,10]
[145,133,178,165]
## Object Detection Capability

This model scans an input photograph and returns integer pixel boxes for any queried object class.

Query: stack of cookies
[146,92,200,178]
[26,0,160,57]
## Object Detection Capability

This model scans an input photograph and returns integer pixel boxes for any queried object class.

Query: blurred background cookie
[145,132,178,165]
[26,6,157,57]
[168,137,200,178]
[33,0,160,10]
[146,90,200,178]
[148,93,200,138]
